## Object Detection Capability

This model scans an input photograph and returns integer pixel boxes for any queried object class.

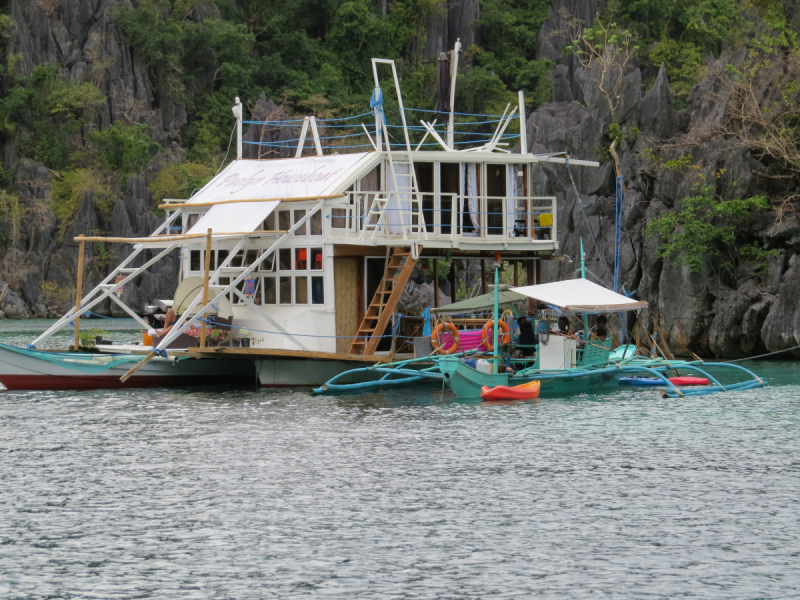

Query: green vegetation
[647,184,776,275]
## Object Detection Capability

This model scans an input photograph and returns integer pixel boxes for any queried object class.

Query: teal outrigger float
[314,253,767,399]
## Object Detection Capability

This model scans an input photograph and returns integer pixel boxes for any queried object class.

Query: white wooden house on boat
[27,57,598,388]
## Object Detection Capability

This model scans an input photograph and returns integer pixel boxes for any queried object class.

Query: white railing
[329,192,557,244]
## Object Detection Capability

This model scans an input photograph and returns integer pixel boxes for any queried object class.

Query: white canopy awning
[186,200,279,235]
[511,278,647,313]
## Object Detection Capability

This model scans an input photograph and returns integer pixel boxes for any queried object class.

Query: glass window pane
[331,208,347,228]
[278,210,290,230]
[264,277,276,304]
[294,209,306,236]
[279,277,292,304]
[265,212,276,231]
[244,249,258,266]
[190,250,201,271]
[295,248,307,270]
[310,248,323,270]
[279,248,291,270]
[231,250,244,267]
[295,276,308,304]
[217,249,229,266]
[309,211,322,235]
[259,253,275,272]
[311,276,324,304]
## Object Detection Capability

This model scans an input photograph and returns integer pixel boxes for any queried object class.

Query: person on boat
[516,316,536,357]
[590,315,609,341]
[554,316,571,335]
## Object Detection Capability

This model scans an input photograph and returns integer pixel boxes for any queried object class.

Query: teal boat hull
[438,356,619,399]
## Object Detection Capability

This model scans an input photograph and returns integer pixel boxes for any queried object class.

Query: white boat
[0,50,600,391]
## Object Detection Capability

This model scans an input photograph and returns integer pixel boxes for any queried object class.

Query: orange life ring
[481,319,511,351]
[431,322,460,354]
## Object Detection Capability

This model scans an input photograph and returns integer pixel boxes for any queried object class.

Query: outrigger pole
[493,251,500,372]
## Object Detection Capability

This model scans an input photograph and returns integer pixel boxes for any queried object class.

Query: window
[311,276,324,304]
[231,250,244,267]
[264,277,276,304]
[295,276,308,304]
[415,162,434,233]
[264,212,276,231]
[310,248,323,270]
[279,277,292,304]
[295,248,307,270]
[218,277,232,303]
[279,248,292,271]
[440,163,459,235]
[217,249,229,267]
[309,211,322,235]
[278,210,290,230]
[294,209,306,236]
[259,253,275,272]
[244,249,258,267]
[208,251,216,271]
[190,250,201,271]
[186,213,200,231]
[331,207,348,229]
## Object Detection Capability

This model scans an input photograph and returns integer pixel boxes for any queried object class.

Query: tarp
[185,153,373,205]
[187,200,279,235]
[511,278,647,313]
[431,290,528,315]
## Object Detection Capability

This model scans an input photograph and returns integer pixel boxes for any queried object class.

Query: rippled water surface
[1,325,799,597]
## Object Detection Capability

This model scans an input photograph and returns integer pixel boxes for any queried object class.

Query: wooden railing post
[200,228,212,348]
[73,234,85,351]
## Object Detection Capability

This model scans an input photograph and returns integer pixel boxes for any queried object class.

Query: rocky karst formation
[2,0,799,359]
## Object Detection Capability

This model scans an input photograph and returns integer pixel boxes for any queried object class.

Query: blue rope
[406,107,521,118]
[614,175,623,293]
[243,111,373,126]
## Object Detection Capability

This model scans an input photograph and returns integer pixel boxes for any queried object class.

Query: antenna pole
[447,39,460,149]
[234,96,243,160]
[518,90,527,154]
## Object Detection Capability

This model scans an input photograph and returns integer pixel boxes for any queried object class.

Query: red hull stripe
[0,374,250,391]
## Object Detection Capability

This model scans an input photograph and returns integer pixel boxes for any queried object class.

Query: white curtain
[460,163,479,236]
[506,166,517,238]
[386,163,410,235]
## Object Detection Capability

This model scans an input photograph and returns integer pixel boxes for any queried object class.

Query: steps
[348,246,421,355]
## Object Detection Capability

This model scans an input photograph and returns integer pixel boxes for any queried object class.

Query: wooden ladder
[348,246,421,355]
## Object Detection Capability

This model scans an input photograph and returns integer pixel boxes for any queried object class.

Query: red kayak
[481,380,541,401]
[669,376,709,386]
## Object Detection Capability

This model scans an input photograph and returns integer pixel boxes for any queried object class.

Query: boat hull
[257,357,385,387]
[439,356,618,399]
[0,344,256,391]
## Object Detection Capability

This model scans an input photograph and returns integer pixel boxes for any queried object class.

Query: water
[1,323,799,598]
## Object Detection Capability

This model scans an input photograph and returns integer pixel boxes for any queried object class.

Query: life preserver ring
[481,319,511,351]
[431,322,460,354]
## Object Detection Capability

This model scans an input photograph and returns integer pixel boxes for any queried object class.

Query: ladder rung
[117,268,137,273]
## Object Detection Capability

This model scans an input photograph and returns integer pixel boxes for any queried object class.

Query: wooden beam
[157,193,345,210]
[433,258,439,308]
[200,228,212,348]
[513,260,519,287]
[480,259,487,295]
[73,234,85,351]
[188,347,387,363]
[120,351,156,382]
[72,231,286,244]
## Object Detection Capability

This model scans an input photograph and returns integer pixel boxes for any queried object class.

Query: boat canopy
[511,278,647,313]
[185,152,374,235]
[431,290,528,315]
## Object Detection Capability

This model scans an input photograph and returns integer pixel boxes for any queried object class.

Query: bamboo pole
[73,234,85,351]
[72,231,285,244]
[157,193,345,210]
[120,351,156,382]
[433,258,439,308]
[480,259,487,295]
[200,228,212,348]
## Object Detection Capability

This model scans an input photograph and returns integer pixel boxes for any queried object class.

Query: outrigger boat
[0,50,603,391]
[315,250,767,399]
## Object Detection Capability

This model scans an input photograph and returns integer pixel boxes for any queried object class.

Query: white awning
[186,153,372,205]
[511,278,647,313]
[186,200,279,235]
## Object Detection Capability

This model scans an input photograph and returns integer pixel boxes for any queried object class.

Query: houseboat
[0,55,600,390]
